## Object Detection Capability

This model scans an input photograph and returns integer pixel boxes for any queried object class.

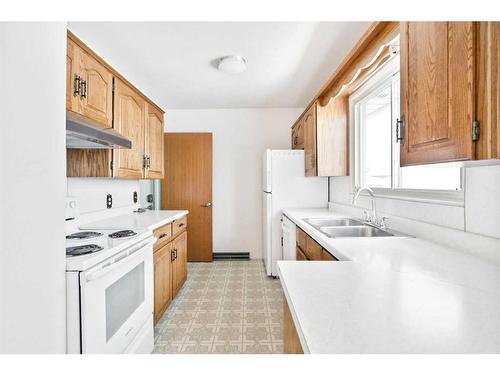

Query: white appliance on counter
[65,197,155,354]
[262,150,327,276]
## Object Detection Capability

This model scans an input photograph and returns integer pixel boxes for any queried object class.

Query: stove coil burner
[109,230,137,239]
[66,231,103,240]
[66,244,104,257]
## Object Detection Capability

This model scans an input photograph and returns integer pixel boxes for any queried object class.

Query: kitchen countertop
[80,209,189,231]
[279,208,500,353]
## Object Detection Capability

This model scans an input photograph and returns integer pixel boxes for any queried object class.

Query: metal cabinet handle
[202,202,212,207]
[174,248,178,260]
[80,79,87,98]
[73,75,81,97]
[170,249,175,262]
[148,156,151,168]
[158,233,167,239]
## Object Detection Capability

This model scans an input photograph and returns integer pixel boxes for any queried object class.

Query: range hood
[66,113,131,149]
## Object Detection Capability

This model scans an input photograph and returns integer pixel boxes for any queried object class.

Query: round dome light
[217,55,247,74]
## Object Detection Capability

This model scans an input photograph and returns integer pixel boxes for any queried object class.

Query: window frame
[349,57,465,207]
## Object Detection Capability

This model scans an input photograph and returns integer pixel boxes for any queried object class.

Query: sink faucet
[352,186,378,224]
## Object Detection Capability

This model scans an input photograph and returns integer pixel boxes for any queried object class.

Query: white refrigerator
[262,149,328,277]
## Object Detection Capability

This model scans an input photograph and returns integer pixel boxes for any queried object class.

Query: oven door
[80,237,154,354]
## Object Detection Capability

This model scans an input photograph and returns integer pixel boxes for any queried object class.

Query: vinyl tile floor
[153,260,284,354]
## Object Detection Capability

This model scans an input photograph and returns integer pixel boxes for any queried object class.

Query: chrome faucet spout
[352,186,377,223]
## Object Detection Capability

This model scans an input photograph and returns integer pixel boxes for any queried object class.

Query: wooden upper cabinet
[113,78,146,179]
[66,39,78,112]
[76,49,113,129]
[66,38,113,129]
[291,118,304,149]
[303,103,317,176]
[476,22,500,160]
[400,22,475,166]
[145,103,165,179]
[316,96,348,176]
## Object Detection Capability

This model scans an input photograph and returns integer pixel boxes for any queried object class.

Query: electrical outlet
[106,194,112,209]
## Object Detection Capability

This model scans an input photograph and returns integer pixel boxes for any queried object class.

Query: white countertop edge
[277,262,311,354]
[146,210,190,230]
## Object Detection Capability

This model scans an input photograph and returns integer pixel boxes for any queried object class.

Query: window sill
[351,189,464,207]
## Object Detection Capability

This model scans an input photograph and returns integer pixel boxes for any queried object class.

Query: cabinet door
[291,119,305,150]
[296,246,308,260]
[303,103,317,176]
[172,231,187,297]
[145,103,165,179]
[305,236,322,260]
[113,78,145,179]
[316,96,348,176]
[76,48,113,129]
[476,22,500,160]
[153,242,172,325]
[321,249,338,261]
[400,22,475,165]
[66,39,79,113]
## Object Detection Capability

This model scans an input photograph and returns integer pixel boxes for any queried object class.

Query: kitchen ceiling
[68,22,370,109]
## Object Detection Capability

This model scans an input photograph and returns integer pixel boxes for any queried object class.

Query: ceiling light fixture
[217,55,247,74]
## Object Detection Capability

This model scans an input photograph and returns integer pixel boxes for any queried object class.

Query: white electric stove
[65,197,155,354]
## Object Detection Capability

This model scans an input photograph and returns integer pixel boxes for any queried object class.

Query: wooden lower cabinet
[283,298,304,354]
[153,242,172,324]
[296,227,338,262]
[172,231,188,297]
[296,246,308,260]
[153,216,188,325]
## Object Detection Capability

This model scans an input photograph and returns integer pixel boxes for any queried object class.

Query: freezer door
[262,149,272,193]
[262,192,272,276]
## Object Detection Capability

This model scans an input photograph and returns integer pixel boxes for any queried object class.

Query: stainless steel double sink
[304,217,404,238]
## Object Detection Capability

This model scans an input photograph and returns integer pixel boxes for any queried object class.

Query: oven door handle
[84,237,155,283]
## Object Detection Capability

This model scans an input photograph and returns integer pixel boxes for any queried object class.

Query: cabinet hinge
[472,121,480,142]
[110,161,114,171]
[143,156,148,169]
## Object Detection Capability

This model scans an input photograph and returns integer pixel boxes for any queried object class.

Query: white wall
[0,23,67,353]
[67,178,140,214]
[165,108,303,259]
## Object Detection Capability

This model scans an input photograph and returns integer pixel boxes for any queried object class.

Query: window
[351,57,463,203]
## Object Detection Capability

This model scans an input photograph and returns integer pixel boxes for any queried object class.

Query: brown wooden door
[113,78,145,179]
[400,22,475,166]
[145,103,165,179]
[303,103,317,176]
[76,48,113,129]
[162,133,213,262]
[153,242,172,324]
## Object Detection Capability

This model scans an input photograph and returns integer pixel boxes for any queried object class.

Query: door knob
[202,202,212,207]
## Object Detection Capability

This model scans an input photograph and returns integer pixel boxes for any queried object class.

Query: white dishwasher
[281,215,296,261]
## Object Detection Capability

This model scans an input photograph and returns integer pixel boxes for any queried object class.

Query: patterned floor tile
[153,259,283,354]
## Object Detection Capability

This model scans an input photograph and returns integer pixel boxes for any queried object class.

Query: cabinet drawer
[296,227,307,251]
[153,223,172,251]
[172,216,187,236]
[305,237,322,260]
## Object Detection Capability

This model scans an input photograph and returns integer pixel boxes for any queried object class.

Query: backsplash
[67,178,140,214]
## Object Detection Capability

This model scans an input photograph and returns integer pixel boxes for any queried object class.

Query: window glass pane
[399,165,461,191]
[361,85,392,188]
